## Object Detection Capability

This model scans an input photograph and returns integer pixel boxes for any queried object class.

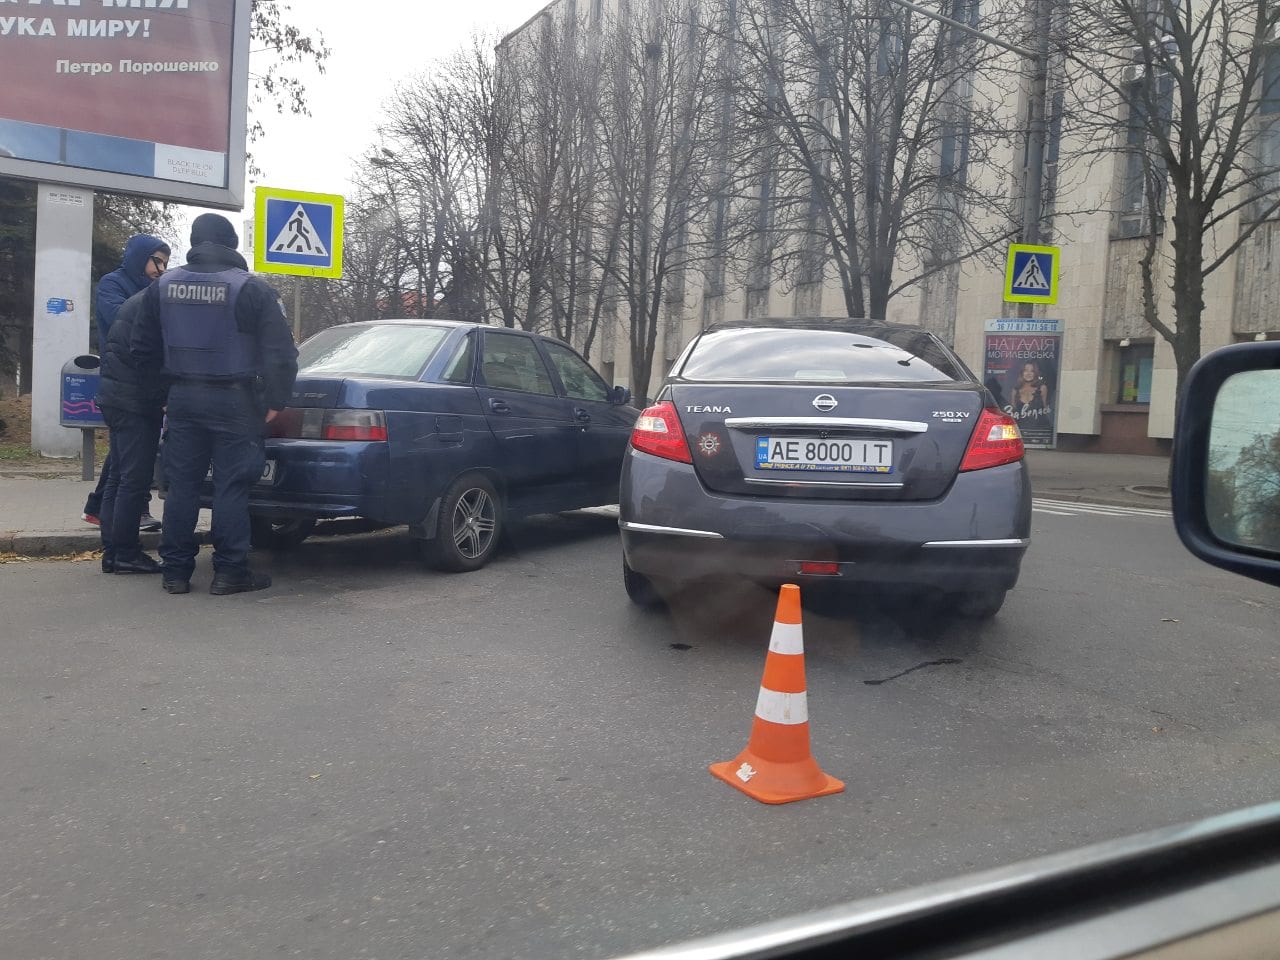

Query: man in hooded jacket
[83,234,170,527]
[131,213,298,596]
[96,288,168,575]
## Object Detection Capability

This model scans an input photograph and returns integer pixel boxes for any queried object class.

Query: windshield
[297,324,451,379]
[6,2,1280,960]
[679,326,966,382]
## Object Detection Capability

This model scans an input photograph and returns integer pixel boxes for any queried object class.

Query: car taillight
[269,408,388,442]
[959,408,1024,471]
[630,401,693,464]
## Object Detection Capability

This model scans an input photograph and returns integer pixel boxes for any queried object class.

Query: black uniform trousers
[160,381,265,582]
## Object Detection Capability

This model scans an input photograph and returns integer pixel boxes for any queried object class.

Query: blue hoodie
[95,234,170,345]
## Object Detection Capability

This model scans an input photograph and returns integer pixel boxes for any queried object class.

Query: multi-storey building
[500,0,1280,454]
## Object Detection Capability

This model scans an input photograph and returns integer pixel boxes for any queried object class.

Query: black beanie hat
[190,212,239,249]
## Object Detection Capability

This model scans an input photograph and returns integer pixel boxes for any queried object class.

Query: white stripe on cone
[768,621,804,655]
[754,687,809,725]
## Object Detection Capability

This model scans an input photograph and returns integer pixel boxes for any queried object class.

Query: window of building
[948,0,980,31]
[1043,86,1065,218]
[1117,72,1172,237]
[939,117,970,182]
[1117,341,1155,403]
[1255,48,1280,211]
[877,17,903,76]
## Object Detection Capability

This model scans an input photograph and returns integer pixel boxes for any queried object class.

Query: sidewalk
[0,449,1172,559]
[1023,449,1172,509]
[0,459,210,558]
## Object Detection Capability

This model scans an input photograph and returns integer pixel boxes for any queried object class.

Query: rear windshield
[679,327,966,383]
[298,324,451,379]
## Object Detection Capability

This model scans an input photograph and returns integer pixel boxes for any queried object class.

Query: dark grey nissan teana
[618,318,1032,618]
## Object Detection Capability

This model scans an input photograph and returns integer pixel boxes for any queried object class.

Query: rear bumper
[619,452,1031,592]
[201,439,396,522]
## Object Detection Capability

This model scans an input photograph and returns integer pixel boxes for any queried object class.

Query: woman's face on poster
[1021,362,1039,382]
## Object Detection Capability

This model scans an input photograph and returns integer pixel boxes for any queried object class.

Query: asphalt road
[0,502,1277,960]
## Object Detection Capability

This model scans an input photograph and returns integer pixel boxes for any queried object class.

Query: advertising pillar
[982,318,1064,449]
[32,184,94,458]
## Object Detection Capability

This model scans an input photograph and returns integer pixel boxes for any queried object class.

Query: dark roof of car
[319,319,578,352]
[343,318,479,328]
[706,317,933,337]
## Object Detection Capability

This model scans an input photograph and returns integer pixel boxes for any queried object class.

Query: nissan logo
[812,394,838,412]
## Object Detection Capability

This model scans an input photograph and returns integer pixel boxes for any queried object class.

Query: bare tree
[596,3,721,397]
[372,38,502,321]
[720,0,1016,320]
[299,191,409,330]
[1057,0,1280,400]
[491,18,576,330]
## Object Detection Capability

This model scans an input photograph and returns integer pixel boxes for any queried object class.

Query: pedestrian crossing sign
[1004,243,1059,304]
[253,186,344,279]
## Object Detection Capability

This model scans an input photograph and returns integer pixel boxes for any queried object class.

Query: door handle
[573,407,591,423]
[489,398,510,414]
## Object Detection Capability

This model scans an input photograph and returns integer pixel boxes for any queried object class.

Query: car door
[475,330,578,491]
[539,339,637,496]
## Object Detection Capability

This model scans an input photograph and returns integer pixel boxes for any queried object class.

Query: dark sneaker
[138,513,162,532]
[113,553,162,575]
[82,513,100,526]
[101,555,116,573]
[209,570,272,595]
[162,578,191,594]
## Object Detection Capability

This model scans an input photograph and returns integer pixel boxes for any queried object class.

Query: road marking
[1033,498,1171,519]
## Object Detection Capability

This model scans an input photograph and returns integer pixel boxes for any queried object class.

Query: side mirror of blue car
[610,385,632,405]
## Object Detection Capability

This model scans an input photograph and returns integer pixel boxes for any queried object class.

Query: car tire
[953,589,1007,619]
[249,516,316,550]
[423,474,502,572]
[623,558,664,608]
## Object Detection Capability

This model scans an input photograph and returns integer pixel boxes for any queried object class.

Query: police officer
[131,213,298,595]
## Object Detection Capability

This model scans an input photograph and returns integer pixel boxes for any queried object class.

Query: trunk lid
[670,382,986,501]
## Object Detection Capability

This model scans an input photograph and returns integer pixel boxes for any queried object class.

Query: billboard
[0,0,249,209]
[983,318,1064,449]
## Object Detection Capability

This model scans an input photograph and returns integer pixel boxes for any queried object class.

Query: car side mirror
[1171,341,1280,587]
[609,385,632,405]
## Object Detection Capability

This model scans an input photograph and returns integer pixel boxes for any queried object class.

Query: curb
[0,530,206,558]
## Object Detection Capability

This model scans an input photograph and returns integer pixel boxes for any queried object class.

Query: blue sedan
[231,320,637,571]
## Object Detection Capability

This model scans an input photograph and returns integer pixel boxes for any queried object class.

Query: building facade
[500,0,1280,454]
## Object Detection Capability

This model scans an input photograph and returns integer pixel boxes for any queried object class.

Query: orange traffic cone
[709,584,845,804]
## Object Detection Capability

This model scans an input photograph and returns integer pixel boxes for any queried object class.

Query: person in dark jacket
[96,289,168,575]
[83,234,170,527]
[131,213,299,596]
[98,235,171,344]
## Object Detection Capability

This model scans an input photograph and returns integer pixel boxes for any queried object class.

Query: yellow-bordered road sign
[1004,243,1059,304]
[254,186,344,279]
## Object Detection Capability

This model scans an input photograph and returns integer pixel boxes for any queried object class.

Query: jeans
[83,446,113,517]
[160,382,265,582]
[99,405,164,561]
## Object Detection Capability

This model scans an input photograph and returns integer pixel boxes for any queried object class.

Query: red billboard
[0,0,248,208]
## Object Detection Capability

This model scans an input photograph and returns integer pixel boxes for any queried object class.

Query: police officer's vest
[158,267,257,378]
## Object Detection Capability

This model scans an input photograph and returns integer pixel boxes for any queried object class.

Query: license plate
[755,437,894,473]
[204,460,276,483]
